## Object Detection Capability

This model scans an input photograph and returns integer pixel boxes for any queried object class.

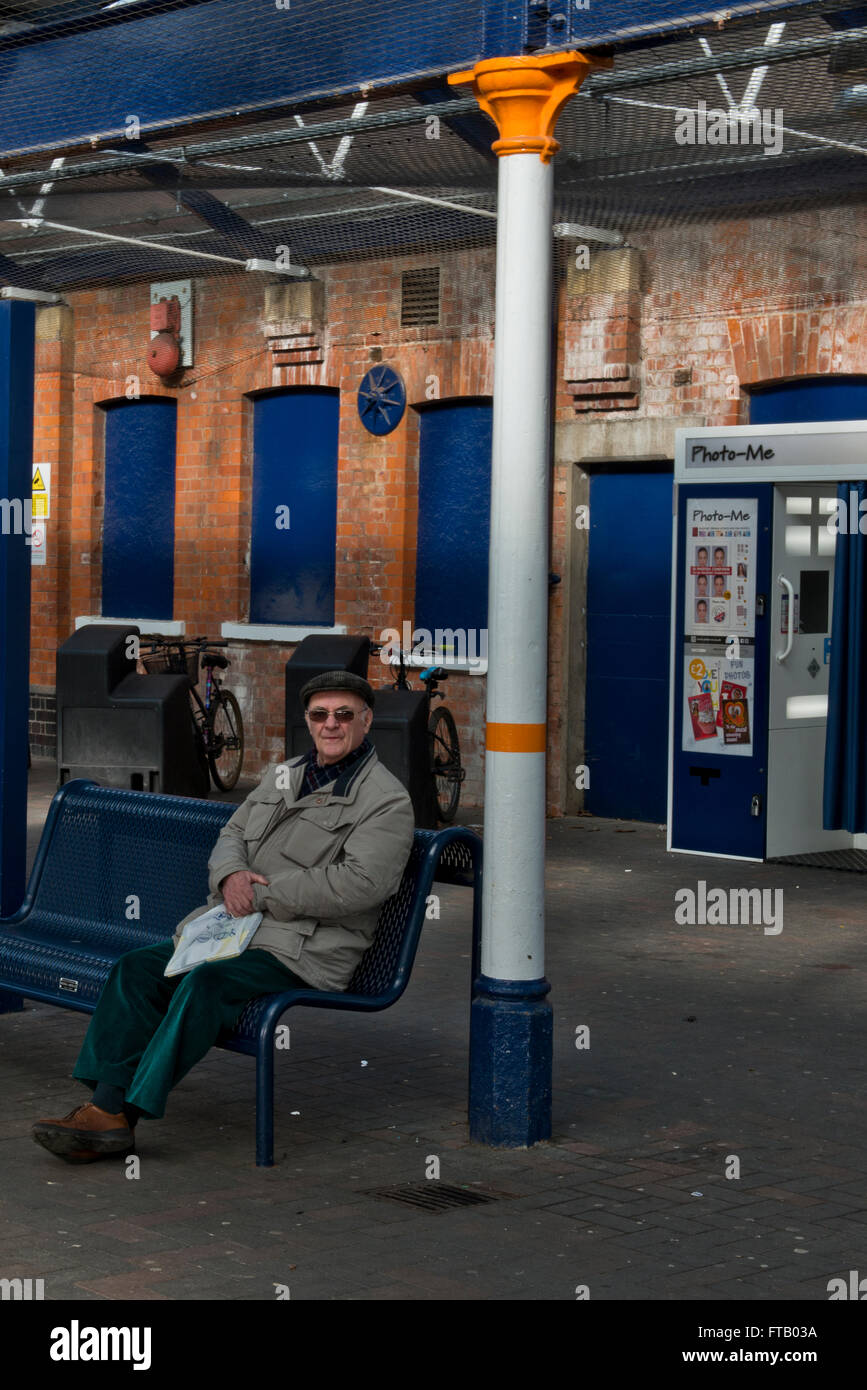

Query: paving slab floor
[1,759,865,1301]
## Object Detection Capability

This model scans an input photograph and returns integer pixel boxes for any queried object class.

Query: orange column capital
[448,50,611,163]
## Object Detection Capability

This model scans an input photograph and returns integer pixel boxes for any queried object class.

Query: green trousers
[73,941,308,1119]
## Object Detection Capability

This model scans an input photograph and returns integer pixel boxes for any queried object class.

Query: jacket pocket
[280,933,304,960]
[257,919,317,961]
[279,815,345,867]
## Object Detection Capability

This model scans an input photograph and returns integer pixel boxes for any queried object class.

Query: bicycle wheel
[207,690,244,791]
[187,691,211,797]
[428,706,462,823]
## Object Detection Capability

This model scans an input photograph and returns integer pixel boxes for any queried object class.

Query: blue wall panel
[102,399,176,620]
[250,390,339,626]
[415,401,492,639]
[0,300,34,919]
[584,470,672,823]
[750,377,867,424]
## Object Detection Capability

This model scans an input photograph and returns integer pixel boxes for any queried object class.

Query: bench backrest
[20,781,446,1000]
[23,781,234,950]
[346,831,436,997]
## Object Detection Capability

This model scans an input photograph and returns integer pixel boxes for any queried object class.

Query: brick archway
[727,306,867,387]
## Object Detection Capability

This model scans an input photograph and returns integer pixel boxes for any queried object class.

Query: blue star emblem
[357,365,407,435]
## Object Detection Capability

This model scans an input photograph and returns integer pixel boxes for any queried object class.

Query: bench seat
[0,780,481,1164]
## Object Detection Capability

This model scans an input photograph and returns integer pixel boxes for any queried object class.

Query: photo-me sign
[677,421,867,483]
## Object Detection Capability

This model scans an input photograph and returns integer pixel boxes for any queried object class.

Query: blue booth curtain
[823,480,867,830]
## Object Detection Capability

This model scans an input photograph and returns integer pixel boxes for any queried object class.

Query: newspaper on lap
[164,904,263,977]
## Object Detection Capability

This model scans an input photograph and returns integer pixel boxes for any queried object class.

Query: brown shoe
[32,1103,135,1163]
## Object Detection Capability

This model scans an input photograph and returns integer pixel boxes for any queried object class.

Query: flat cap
[300,669,375,709]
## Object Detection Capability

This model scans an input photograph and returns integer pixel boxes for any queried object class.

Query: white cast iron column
[449,52,602,1143]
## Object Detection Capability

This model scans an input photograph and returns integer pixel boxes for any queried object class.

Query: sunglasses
[307,706,365,724]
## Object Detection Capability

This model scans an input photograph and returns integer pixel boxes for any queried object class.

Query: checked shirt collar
[300,736,374,799]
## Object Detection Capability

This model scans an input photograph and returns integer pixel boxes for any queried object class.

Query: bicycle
[138,635,245,792]
[370,643,466,822]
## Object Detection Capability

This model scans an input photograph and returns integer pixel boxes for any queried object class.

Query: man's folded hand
[220,870,270,917]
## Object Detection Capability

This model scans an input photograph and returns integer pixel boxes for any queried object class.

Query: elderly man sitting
[32,670,414,1163]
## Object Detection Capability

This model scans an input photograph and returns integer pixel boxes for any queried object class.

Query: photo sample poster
[685,498,757,638]
[681,498,758,758]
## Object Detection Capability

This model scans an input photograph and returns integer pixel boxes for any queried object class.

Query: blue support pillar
[469,977,552,1145]
[0,299,35,1015]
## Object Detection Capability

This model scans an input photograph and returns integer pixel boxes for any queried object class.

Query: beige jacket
[173,744,415,991]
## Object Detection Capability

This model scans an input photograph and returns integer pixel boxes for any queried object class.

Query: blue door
[584,470,673,822]
[415,400,492,641]
[250,390,339,625]
[102,398,176,619]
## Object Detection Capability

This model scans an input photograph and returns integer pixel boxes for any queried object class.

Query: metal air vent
[401,267,440,327]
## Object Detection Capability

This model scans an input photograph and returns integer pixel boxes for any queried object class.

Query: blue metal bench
[0,780,482,1165]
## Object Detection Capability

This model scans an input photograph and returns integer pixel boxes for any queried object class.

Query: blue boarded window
[749,376,867,424]
[250,389,339,625]
[415,400,492,647]
[102,398,176,620]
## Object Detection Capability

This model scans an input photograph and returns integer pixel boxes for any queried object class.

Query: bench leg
[0,989,23,1016]
[256,1036,275,1168]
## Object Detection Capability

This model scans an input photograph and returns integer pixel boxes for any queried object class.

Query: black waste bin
[56,624,209,797]
[284,634,370,759]
[369,688,438,829]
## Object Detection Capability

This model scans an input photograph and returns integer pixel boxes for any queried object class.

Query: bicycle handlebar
[139,634,228,649]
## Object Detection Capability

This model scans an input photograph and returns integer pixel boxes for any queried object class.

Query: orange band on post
[486,722,547,753]
[448,51,611,163]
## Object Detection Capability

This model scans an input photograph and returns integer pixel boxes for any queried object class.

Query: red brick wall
[548,206,867,812]
[32,252,495,806]
[30,208,866,814]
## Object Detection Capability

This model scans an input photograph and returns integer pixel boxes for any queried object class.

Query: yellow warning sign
[32,463,50,520]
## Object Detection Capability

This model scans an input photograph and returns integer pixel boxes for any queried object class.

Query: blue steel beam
[0,253,53,289]
[158,188,279,260]
[0,0,850,159]
[558,0,865,48]
[126,150,281,260]
[415,84,499,164]
[7,244,247,290]
[0,0,527,157]
[3,205,499,290]
[0,99,485,192]
[0,299,34,937]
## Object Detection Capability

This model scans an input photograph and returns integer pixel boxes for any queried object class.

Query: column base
[469,974,552,1146]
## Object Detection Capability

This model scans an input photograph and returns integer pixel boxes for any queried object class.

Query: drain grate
[365,1183,508,1212]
